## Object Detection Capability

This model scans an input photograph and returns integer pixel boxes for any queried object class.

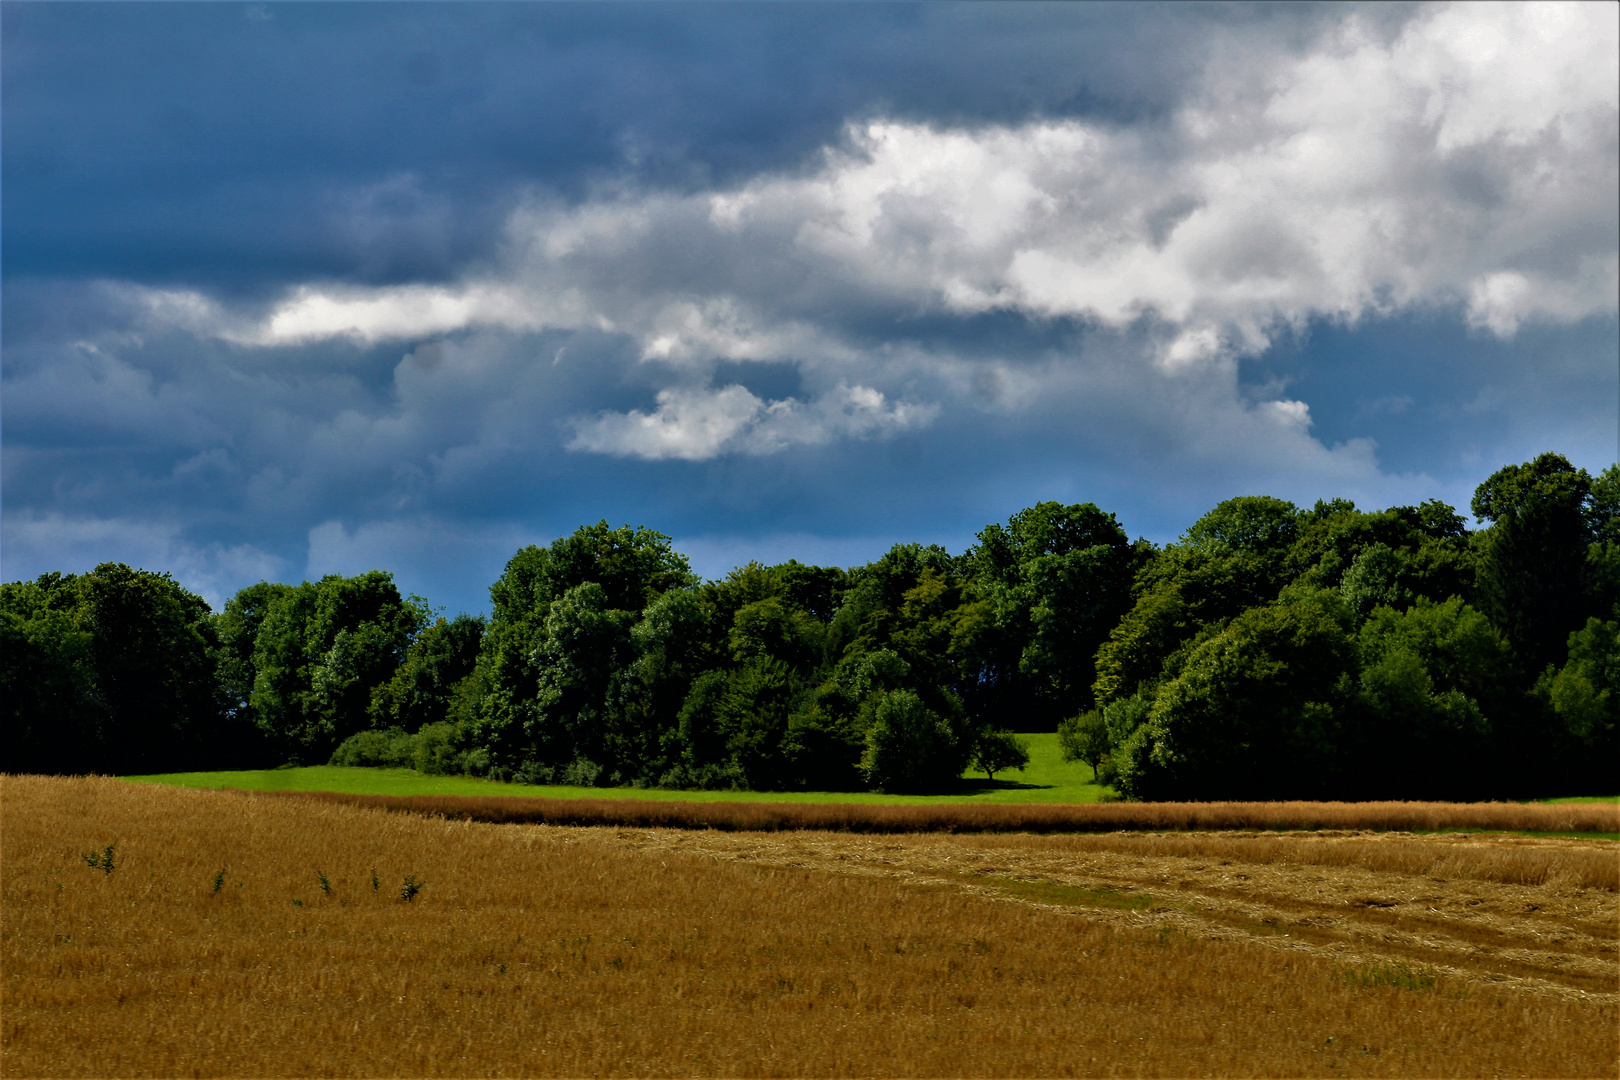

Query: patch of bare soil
[594,827,1620,1004]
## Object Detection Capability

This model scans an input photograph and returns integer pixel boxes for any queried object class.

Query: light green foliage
[1535,617,1619,781]
[1056,710,1110,781]
[127,730,1114,803]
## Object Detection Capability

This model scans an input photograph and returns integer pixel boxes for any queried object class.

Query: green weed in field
[81,844,115,875]
[1342,963,1437,992]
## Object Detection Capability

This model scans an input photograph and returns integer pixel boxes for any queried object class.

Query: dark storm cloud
[2,1,1329,289]
[2,2,1615,618]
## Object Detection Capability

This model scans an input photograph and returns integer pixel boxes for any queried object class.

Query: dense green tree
[526,582,638,780]
[1,575,104,772]
[1471,453,1595,671]
[1,565,234,773]
[1533,616,1620,790]
[966,502,1142,726]
[1585,464,1620,618]
[860,689,960,793]
[1352,598,1514,798]
[826,543,958,663]
[80,563,233,771]
[250,571,428,761]
[1120,588,1355,800]
[215,581,293,728]
[475,524,695,777]
[1288,499,1472,602]
[1095,498,1300,708]
[368,613,484,732]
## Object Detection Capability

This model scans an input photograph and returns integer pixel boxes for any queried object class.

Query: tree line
[4,452,1615,798]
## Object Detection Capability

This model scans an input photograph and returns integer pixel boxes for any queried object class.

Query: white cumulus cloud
[567,383,934,461]
[128,1,1616,466]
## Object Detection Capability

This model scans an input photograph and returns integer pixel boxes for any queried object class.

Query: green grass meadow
[125,732,1116,806]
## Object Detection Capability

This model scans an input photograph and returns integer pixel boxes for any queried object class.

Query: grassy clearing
[4,775,1615,1078]
[126,731,1115,804]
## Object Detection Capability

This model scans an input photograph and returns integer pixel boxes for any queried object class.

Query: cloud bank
[4,2,1615,615]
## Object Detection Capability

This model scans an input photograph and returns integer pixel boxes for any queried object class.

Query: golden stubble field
[2,776,1616,1078]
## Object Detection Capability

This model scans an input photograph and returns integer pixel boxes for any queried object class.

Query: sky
[3,1,1617,617]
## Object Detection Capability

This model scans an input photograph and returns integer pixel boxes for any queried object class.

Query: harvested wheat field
[2,776,1616,1078]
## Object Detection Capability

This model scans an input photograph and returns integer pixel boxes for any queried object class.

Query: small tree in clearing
[972,729,1031,781]
[1058,710,1111,781]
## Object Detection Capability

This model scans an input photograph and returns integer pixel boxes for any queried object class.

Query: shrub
[329,728,415,768]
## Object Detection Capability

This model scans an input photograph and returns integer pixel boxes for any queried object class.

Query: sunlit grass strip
[243,787,1620,836]
[121,731,1109,805]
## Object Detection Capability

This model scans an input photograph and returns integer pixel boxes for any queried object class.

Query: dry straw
[4,776,1616,1078]
[244,788,1620,836]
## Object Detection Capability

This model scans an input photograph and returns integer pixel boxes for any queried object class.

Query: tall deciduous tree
[1472,453,1595,671]
[967,502,1141,726]
[250,571,428,760]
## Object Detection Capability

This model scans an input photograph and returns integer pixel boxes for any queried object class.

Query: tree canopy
[5,455,1613,799]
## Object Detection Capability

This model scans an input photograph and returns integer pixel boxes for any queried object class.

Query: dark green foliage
[249,571,429,761]
[1120,589,1356,800]
[1,564,246,774]
[475,523,696,780]
[1534,615,1620,790]
[369,614,484,732]
[81,844,116,875]
[329,727,412,768]
[860,689,960,793]
[972,729,1031,780]
[214,581,293,728]
[1094,498,1305,709]
[718,656,799,789]
[1471,453,1596,671]
[1,579,103,772]
[1352,598,1512,798]
[11,451,1608,802]
[966,502,1142,725]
